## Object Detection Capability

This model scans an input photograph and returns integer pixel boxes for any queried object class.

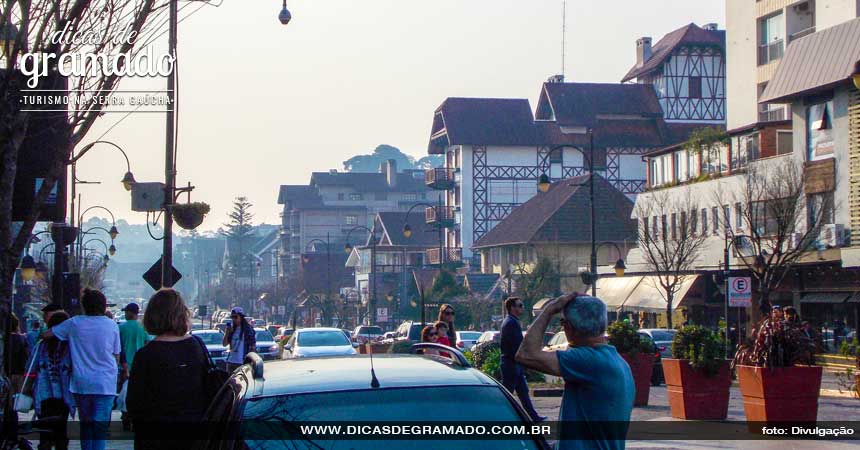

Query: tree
[725,159,830,324]
[0,0,168,373]
[342,144,442,173]
[510,256,560,324]
[635,189,709,329]
[685,127,730,179]
[220,197,255,277]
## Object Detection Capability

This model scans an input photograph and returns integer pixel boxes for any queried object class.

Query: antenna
[369,343,380,388]
[561,0,566,78]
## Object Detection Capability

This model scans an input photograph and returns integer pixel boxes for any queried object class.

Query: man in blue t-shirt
[517,294,635,450]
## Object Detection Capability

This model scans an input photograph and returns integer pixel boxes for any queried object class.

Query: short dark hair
[504,297,522,313]
[143,289,190,336]
[81,288,107,316]
[421,325,437,342]
[47,311,70,328]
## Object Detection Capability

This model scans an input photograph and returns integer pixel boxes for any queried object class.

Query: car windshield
[649,330,676,342]
[459,332,482,340]
[241,386,539,450]
[194,332,223,345]
[357,326,382,335]
[255,330,275,342]
[297,331,349,347]
[408,324,423,338]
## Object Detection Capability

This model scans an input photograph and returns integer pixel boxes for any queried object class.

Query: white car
[254,328,280,360]
[282,327,359,359]
[455,331,483,351]
[191,329,228,363]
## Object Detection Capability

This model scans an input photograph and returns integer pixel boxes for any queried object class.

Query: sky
[74,0,726,232]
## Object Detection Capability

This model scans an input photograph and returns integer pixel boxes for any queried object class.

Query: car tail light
[456,341,464,348]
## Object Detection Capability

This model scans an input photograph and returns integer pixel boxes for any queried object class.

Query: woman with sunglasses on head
[436,304,457,347]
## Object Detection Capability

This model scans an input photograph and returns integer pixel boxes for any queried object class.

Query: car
[455,331,483,351]
[390,321,425,343]
[253,328,280,360]
[276,327,295,342]
[195,351,549,449]
[340,329,352,341]
[191,329,228,363]
[282,327,359,359]
[637,332,664,386]
[215,318,231,333]
[352,325,384,344]
[475,330,500,345]
[252,319,267,327]
[543,331,568,351]
[267,325,283,337]
[637,329,677,359]
[190,322,207,331]
[383,331,396,340]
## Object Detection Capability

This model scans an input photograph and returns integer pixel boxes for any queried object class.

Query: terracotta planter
[736,365,822,423]
[662,359,731,420]
[621,352,655,406]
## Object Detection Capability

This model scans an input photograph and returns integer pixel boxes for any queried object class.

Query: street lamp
[537,173,551,193]
[279,0,292,25]
[18,255,36,282]
[402,195,447,268]
[0,18,18,57]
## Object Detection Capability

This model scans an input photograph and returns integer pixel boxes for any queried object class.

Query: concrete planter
[662,359,731,420]
[736,365,822,423]
[621,352,655,406]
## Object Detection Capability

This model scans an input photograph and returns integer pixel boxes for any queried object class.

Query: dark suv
[194,349,549,449]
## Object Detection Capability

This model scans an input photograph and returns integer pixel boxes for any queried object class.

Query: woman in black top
[127,289,209,450]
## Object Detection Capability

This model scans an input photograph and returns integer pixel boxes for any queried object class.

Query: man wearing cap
[118,302,150,431]
[223,307,256,373]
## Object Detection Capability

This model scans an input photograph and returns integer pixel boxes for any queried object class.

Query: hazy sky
[74,0,725,232]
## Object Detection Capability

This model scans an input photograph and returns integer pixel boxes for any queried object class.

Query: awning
[800,292,851,304]
[620,275,698,312]
[849,293,860,303]
[595,276,643,310]
[759,17,860,104]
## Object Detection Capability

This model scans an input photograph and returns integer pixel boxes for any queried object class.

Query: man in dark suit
[500,297,545,422]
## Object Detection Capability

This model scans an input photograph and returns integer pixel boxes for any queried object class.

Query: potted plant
[607,321,655,406]
[732,317,820,423]
[172,202,210,230]
[662,325,731,420]
[836,338,859,399]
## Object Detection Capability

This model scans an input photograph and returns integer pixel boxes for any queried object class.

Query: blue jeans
[73,394,115,450]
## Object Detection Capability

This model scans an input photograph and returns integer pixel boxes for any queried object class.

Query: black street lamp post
[344,226,377,326]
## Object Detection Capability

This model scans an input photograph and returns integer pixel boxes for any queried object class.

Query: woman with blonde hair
[127,289,209,450]
[436,304,456,346]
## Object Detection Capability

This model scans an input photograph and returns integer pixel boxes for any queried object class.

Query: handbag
[13,340,40,413]
[192,335,229,401]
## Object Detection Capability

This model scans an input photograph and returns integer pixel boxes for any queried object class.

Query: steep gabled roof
[535,82,663,127]
[428,97,541,152]
[376,212,439,247]
[621,23,726,83]
[464,273,501,297]
[472,174,636,249]
[277,185,325,208]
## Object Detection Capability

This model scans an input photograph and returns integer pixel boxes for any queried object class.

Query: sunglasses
[444,310,455,315]
[514,303,524,308]
[428,333,438,337]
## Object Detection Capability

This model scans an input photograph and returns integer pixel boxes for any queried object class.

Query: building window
[670,213,678,240]
[690,210,698,235]
[758,13,785,65]
[349,193,363,201]
[652,216,659,239]
[807,101,834,161]
[673,152,683,182]
[549,148,563,164]
[686,150,698,179]
[701,209,708,235]
[807,192,835,227]
[712,206,719,235]
[735,203,743,229]
[689,76,702,99]
[643,217,649,239]
[776,130,793,155]
[661,215,668,238]
[403,193,417,201]
[733,133,759,170]
[723,205,731,234]
[345,215,358,225]
[374,192,388,201]
[680,211,688,235]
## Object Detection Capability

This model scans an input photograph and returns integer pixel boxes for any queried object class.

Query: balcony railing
[426,205,456,227]
[789,27,815,43]
[757,39,784,66]
[425,168,456,190]
[426,247,462,265]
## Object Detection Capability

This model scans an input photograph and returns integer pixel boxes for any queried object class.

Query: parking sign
[728,277,752,307]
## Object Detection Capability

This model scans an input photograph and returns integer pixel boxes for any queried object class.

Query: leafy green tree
[427,270,469,305]
[511,257,560,324]
[342,144,442,172]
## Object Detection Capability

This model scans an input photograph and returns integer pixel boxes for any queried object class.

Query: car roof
[296,327,344,333]
[256,355,497,397]
[191,329,222,334]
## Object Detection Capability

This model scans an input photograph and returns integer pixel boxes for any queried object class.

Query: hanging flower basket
[172,202,210,230]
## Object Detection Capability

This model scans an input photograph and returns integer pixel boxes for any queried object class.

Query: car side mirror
[352,342,359,348]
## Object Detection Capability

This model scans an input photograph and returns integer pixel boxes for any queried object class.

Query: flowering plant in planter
[671,325,724,376]
[172,202,211,230]
[732,317,816,368]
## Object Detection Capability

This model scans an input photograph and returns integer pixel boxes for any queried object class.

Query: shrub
[525,369,546,383]
[732,318,816,368]
[607,321,653,355]
[387,340,415,354]
[480,347,502,380]
[471,342,501,370]
[671,325,725,377]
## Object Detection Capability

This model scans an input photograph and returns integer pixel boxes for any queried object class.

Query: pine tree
[221,197,255,277]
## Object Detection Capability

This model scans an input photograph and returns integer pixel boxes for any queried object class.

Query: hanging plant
[172,202,211,230]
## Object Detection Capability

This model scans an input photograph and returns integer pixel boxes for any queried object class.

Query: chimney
[547,74,565,83]
[385,159,397,187]
[703,23,718,31]
[636,37,652,67]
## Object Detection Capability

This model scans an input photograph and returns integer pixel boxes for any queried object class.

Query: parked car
[190,329,228,364]
[215,318,231,333]
[267,325,283,337]
[543,331,568,351]
[455,331,483,351]
[252,319,267,327]
[383,331,396,340]
[637,332,664,386]
[637,329,677,359]
[352,325,384,344]
[190,322,207,331]
[196,352,549,449]
[475,331,500,346]
[254,328,280,361]
[283,327,359,359]
[388,321,425,343]
[276,327,295,342]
